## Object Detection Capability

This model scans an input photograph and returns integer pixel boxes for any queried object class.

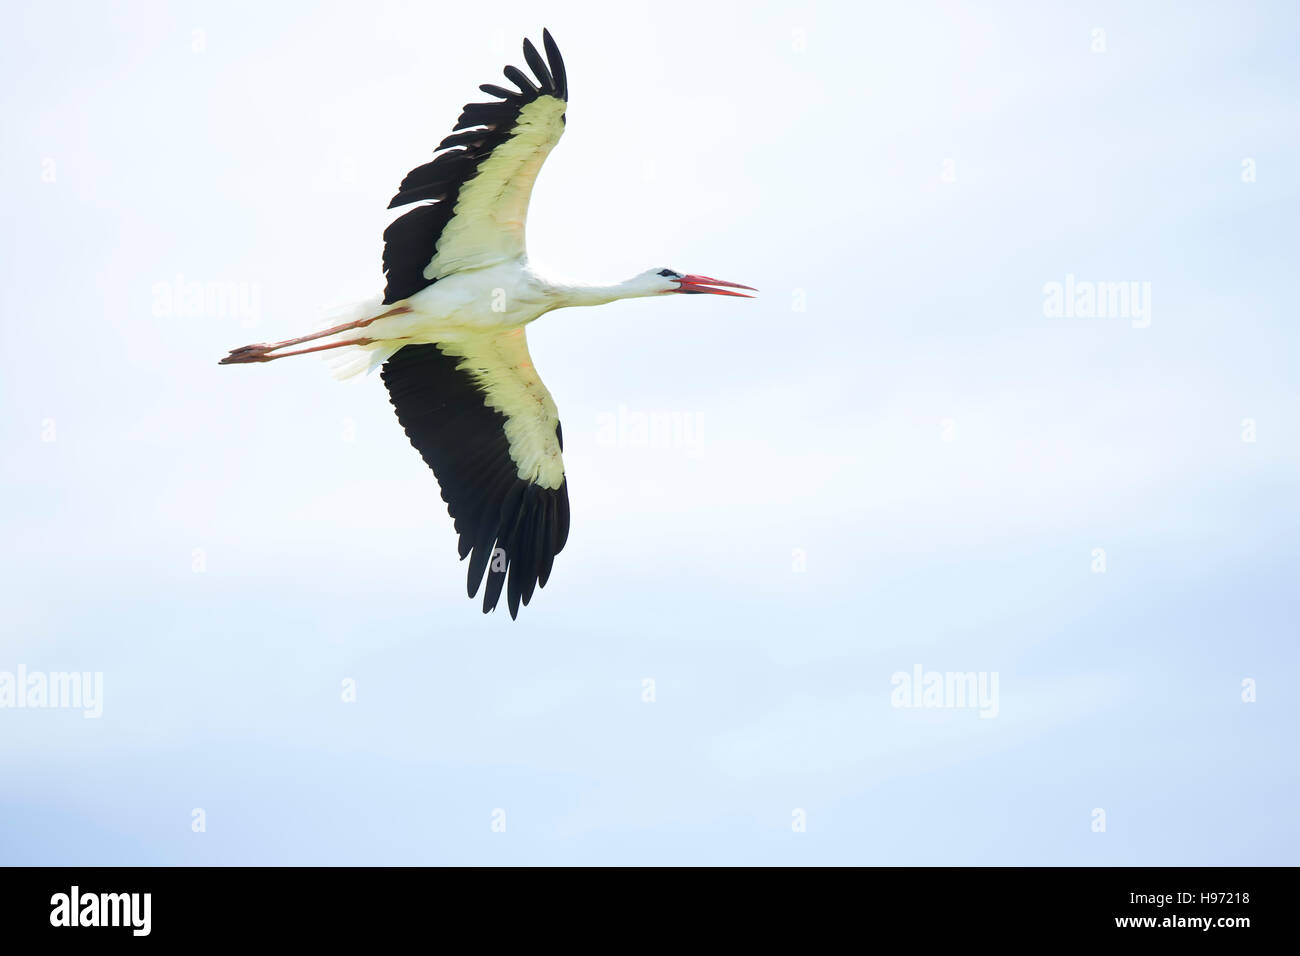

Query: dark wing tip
[465,480,568,619]
[541,29,567,101]
[503,64,538,97]
[479,82,519,101]
[522,38,554,93]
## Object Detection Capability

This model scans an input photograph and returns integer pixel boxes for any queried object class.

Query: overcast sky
[1,0,1297,864]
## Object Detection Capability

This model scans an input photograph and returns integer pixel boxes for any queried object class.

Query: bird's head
[643,268,756,298]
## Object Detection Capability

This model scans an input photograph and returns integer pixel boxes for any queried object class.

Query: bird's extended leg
[218,304,411,365]
[219,336,377,364]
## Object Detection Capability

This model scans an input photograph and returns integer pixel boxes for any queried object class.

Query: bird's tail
[326,340,404,380]
[321,296,410,378]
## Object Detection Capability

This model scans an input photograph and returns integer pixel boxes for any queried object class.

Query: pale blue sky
[1,0,1297,864]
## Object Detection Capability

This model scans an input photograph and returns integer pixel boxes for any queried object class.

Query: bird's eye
[657,269,678,278]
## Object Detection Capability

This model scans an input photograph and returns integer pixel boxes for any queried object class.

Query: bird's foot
[218,344,275,365]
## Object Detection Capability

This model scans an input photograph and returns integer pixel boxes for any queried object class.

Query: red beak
[674,274,757,297]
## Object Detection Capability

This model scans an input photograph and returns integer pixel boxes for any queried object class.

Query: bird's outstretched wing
[382,30,568,303]
[380,331,570,618]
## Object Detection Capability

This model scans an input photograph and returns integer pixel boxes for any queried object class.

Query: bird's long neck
[546,276,654,309]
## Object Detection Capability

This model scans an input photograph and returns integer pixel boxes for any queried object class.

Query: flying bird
[220,30,755,618]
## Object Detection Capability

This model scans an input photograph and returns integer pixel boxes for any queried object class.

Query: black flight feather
[380,343,569,616]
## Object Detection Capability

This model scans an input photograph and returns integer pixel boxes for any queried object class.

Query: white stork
[220,30,755,618]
